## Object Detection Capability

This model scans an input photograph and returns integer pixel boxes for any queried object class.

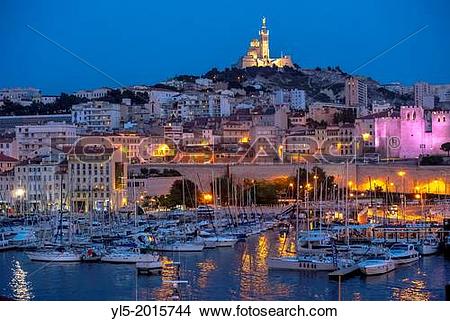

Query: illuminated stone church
[238,17,294,69]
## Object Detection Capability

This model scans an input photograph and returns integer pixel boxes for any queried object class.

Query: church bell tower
[259,17,270,61]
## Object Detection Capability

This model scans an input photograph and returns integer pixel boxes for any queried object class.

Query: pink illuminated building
[374,106,450,159]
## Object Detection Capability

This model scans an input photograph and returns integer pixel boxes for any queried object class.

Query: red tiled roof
[0,153,18,162]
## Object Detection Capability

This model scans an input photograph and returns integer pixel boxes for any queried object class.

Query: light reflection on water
[196,259,217,289]
[0,230,448,300]
[392,279,431,301]
[9,260,33,301]
[238,234,291,300]
[150,257,182,300]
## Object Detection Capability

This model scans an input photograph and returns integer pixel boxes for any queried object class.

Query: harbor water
[0,230,449,300]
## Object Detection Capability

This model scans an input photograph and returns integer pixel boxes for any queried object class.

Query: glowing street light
[397,170,406,177]
[14,188,25,198]
[202,193,213,203]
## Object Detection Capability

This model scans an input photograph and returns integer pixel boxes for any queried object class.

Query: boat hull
[101,254,158,264]
[27,252,81,262]
[151,244,204,252]
[359,261,396,275]
[417,245,439,255]
[391,254,420,265]
[267,257,336,271]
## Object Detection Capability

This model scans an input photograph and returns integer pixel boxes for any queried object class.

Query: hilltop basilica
[238,17,294,69]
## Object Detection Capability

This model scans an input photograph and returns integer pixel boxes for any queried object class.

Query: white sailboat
[101,248,159,263]
[27,249,81,262]
[199,235,238,248]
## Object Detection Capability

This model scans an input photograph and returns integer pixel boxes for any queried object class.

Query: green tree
[166,179,198,208]
[255,181,278,205]
[441,142,450,156]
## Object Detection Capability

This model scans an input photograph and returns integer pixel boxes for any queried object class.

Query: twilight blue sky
[0,0,449,94]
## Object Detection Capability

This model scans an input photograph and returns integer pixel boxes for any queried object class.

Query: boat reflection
[9,260,33,301]
[277,234,296,257]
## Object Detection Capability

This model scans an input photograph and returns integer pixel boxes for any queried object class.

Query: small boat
[389,243,420,265]
[101,248,159,264]
[359,253,396,275]
[416,235,439,255]
[27,249,81,262]
[81,248,102,262]
[136,261,163,275]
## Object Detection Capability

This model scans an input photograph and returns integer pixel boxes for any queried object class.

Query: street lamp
[13,188,25,215]
[288,182,294,200]
[397,170,406,222]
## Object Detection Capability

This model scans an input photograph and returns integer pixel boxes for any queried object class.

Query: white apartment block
[345,77,368,116]
[414,82,434,109]
[273,89,306,110]
[15,122,77,160]
[71,101,122,132]
[432,84,450,102]
[372,102,392,114]
[164,124,183,143]
[208,94,231,117]
[13,159,68,212]
[67,145,127,212]
[0,137,18,159]
[74,87,110,100]
[0,87,41,101]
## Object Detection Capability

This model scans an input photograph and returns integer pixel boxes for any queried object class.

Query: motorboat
[389,243,420,264]
[8,228,38,249]
[27,249,81,262]
[359,253,396,275]
[268,255,353,271]
[416,235,439,255]
[101,247,159,264]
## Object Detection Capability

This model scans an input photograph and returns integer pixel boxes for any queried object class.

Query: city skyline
[1,0,450,94]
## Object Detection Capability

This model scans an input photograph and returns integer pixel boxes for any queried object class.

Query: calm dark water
[1,230,449,301]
